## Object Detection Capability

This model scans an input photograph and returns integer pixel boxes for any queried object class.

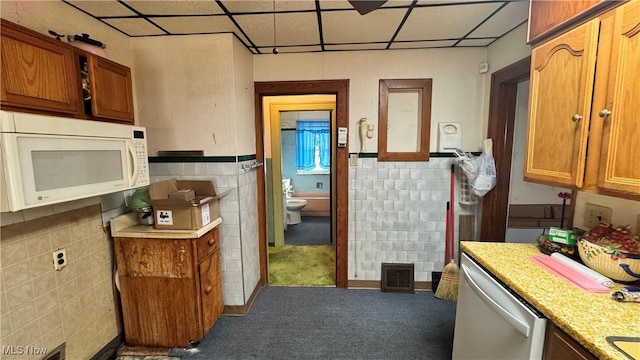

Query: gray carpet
[171,286,456,360]
[285,217,331,246]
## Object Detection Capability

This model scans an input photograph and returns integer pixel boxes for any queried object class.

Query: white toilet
[282,178,307,225]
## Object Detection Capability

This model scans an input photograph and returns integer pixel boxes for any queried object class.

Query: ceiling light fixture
[272,0,279,54]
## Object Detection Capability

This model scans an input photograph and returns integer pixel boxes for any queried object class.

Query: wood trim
[378,79,432,162]
[254,80,349,288]
[480,57,531,241]
[222,283,263,316]
[347,280,432,290]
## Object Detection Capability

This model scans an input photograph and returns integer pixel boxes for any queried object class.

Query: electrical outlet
[349,154,358,166]
[584,203,613,229]
[52,249,67,271]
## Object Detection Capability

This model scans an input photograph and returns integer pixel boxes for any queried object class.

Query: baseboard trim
[223,282,263,316]
[348,280,433,291]
[90,333,122,360]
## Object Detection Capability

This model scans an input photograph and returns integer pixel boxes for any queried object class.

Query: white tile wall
[348,157,473,282]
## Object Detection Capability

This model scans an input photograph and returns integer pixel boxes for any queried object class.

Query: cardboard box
[169,189,196,202]
[548,226,577,245]
[148,179,222,230]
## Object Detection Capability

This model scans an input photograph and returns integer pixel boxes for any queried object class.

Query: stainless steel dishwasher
[452,253,547,359]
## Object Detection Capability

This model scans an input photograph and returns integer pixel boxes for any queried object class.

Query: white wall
[255,48,489,153]
[574,192,640,233]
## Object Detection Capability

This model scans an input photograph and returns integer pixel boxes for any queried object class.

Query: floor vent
[381,263,414,293]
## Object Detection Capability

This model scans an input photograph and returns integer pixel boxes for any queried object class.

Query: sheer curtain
[296,121,330,171]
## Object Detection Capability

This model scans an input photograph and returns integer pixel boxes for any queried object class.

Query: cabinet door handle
[599,109,611,118]
[208,238,216,246]
[205,285,213,294]
[571,114,583,122]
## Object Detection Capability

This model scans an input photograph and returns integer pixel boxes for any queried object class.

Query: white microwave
[0,111,150,212]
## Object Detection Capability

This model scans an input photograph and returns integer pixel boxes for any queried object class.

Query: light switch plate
[584,203,613,229]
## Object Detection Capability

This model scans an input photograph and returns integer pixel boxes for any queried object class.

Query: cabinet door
[0,19,80,114]
[525,19,600,188]
[88,54,134,123]
[544,322,597,360]
[528,0,607,43]
[597,1,640,195]
[198,248,224,337]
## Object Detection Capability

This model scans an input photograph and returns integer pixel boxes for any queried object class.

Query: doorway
[266,102,335,286]
[254,80,349,288]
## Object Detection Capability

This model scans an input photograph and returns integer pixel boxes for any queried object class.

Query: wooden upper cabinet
[1,19,135,124]
[87,54,135,124]
[525,19,600,188]
[597,1,640,195]
[0,19,81,114]
[528,0,618,44]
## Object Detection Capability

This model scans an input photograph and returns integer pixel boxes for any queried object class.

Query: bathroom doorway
[254,80,350,288]
[264,100,336,286]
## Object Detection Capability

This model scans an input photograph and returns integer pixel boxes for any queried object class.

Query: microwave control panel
[131,127,150,187]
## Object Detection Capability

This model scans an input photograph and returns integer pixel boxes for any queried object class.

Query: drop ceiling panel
[66,0,136,17]
[324,43,388,51]
[323,8,406,43]
[260,45,323,54]
[222,0,316,13]
[103,18,166,36]
[154,16,236,34]
[468,1,528,38]
[125,0,223,15]
[236,12,319,47]
[389,40,457,49]
[457,38,495,47]
[396,3,502,41]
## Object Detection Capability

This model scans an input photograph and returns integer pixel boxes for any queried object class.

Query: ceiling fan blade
[348,0,388,15]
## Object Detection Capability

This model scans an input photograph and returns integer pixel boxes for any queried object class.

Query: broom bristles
[434,260,460,301]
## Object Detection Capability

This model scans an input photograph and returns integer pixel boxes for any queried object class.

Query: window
[296,120,330,174]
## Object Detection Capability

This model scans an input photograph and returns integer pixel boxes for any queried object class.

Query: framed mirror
[378,79,432,161]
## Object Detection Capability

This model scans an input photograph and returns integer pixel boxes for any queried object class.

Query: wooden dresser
[111,214,224,348]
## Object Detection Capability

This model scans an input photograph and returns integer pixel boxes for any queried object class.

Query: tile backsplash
[0,204,118,360]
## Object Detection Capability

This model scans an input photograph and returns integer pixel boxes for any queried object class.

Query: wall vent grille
[381,263,414,293]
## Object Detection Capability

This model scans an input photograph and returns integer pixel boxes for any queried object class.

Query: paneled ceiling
[62,0,529,54]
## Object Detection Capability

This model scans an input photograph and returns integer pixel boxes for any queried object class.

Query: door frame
[480,56,578,240]
[480,57,531,241]
[254,80,349,288]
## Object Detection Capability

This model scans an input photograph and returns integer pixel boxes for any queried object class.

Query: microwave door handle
[461,263,531,337]
[126,141,139,187]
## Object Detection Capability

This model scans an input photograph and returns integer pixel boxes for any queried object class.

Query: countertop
[110,212,222,239]
[461,241,639,360]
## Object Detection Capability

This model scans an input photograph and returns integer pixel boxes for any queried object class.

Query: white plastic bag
[453,139,496,198]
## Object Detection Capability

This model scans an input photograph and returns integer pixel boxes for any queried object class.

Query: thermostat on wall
[438,122,462,152]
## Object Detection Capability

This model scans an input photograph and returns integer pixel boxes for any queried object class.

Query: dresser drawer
[196,228,219,261]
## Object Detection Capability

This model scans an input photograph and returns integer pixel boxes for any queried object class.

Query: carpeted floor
[171,286,457,360]
[268,245,335,286]
[285,216,331,246]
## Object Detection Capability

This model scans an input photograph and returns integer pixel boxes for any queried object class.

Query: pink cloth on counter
[529,255,610,293]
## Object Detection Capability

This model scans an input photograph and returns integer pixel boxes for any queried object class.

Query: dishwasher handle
[461,263,531,337]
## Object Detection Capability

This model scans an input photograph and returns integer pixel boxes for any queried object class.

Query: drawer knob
[598,109,611,118]
[205,285,213,294]
[571,114,582,122]
[208,238,215,246]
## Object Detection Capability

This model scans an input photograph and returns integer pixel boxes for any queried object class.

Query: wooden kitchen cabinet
[0,19,135,124]
[85,54,135,123]
[0,19,81,115]
[525,1,640,198]
[544,322,597,360]
[114,227,224,348]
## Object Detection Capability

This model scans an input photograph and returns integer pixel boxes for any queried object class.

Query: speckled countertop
[461,241,640,360]
[110,212,222,239]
